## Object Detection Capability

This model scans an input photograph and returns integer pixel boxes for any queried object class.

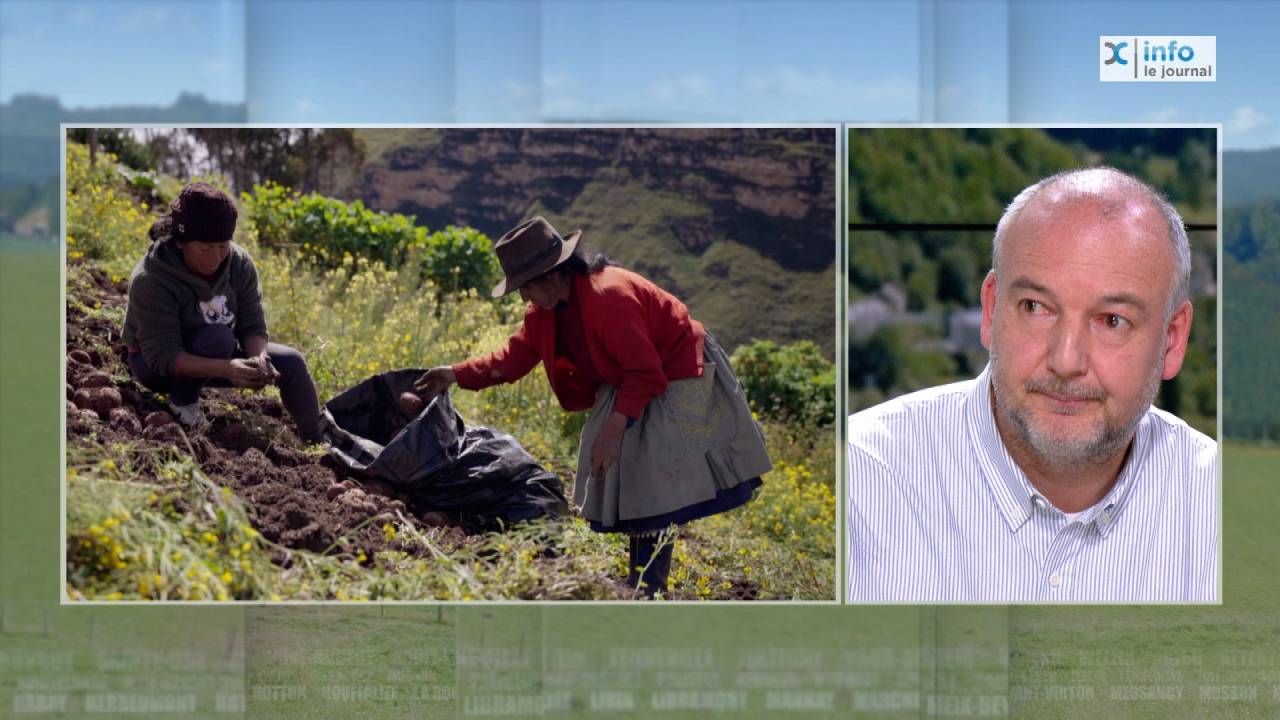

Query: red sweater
[453,266,706,418]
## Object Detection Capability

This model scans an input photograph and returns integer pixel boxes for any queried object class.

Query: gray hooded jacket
[122,237,268,376]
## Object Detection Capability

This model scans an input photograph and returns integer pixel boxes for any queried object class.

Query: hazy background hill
[1224,193,1280,441]
[341,128,837,357]
[0,94,246,240]
[1224,148,1280,209]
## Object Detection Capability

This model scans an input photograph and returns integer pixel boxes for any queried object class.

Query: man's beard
[990,347,1161,470]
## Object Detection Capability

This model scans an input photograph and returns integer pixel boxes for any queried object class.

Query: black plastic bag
[323,369,568,530]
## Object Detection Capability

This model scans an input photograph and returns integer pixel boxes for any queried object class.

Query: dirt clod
[143,422,185,444]
[422,511,450,528]
[108,407,142,434]
[73,386,122,416]
[120,386,143,408]
[266,444,307,467]
[144,411,175,428]
[209,421,268,453]
[79,371,113,389]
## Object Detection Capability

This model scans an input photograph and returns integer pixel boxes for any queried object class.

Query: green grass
[245,606,456,719]
[1003,442,1278,719]
[351,129,445,170]
[1,244,59,603]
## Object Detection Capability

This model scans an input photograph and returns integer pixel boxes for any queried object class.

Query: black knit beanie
[163,182,238,244]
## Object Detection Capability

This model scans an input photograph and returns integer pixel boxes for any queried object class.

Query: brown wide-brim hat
[490,216,582,298]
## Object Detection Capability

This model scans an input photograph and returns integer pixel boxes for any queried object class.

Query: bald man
[846,167,1218,603]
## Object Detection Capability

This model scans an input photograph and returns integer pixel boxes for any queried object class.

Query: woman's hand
[240,336,277,380]
[590,411,629,481]
[413,366,456,400]
[245,350,280,383]
[225,358,272,389]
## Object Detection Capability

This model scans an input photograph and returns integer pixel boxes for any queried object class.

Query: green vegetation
[353,127,444,165]
[245,607,456,719]
[731,339,835,428]
[63,143,835,601]
[1224,201,1280,440]
[240,181,499,294]
[66,128,157,174]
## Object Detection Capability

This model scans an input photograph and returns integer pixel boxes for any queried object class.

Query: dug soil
[65,265,476,564]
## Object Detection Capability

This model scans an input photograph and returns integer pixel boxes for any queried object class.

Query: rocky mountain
[347,128,837,356]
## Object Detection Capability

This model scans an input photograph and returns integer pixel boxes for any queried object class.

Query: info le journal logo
[1099,36,1216,82]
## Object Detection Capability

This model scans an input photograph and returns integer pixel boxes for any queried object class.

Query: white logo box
[1100,36,1216,82]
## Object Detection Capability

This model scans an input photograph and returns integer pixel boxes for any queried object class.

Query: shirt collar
[965,363,1149,537]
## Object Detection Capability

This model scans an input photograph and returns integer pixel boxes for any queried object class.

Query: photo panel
[61,126,841,603]
[845,126,1220,604]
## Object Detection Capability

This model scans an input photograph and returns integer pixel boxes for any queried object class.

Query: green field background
[4,243,1274,718]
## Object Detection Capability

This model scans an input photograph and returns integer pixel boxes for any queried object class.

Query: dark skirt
[589,476,762,535]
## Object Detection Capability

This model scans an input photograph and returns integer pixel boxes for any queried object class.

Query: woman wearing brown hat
[122,182,326,442]
[413,216,772,598]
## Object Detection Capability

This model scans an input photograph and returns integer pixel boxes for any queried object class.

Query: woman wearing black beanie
[121,182,327,442]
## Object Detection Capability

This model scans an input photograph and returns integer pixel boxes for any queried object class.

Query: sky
[0,0,245,108]
[0,0,1276,149]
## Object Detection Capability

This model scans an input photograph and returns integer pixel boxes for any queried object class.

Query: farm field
[58,140,837,602]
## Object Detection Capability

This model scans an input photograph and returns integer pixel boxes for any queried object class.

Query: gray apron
[574,334,772,527]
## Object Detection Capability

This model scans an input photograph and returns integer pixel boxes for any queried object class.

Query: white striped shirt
[847,364,1219,603]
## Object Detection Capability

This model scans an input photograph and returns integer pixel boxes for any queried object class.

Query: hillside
[1223,199,1280,440]
[1224,147,1280,209]
[345,128,837,357]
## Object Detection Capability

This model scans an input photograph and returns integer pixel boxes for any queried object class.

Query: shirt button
[1049,572,1062,588]
[1032,496,1048,511]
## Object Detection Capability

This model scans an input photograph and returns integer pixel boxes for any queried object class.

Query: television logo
[1099,36,1215,82]
[1104,41,1128,65]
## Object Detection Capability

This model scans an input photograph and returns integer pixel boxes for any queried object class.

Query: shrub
[404,225,499,297]
[240,183,498,294]
[730,339,835,426]
[240,182,420,266]
[65,143,152,276]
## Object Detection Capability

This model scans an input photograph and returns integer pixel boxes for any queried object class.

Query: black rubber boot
[628,535,675,599]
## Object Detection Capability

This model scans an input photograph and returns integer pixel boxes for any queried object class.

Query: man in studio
[846,167,1218,603]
